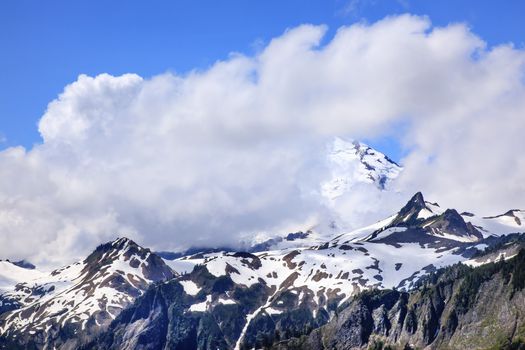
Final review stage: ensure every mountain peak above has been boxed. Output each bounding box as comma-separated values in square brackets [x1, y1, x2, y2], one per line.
[79, 236, 175, 285]
[362, 193, 486, 244]
[88, 236, 139, 257]
[406, 192, 426, 210]
[322, 137, 402, 200]
[0, 237, 175, 343]
[425, 208, 483, 241]
[332, 137, 376, 159]
[393, 192, 428, 225]
[111, 236, 138, 250]
[442, 208, 462, 220]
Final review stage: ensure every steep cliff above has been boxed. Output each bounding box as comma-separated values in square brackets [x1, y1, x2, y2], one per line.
[274, 248, 525, 350]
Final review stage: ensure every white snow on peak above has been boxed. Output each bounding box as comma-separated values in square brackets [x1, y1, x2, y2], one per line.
[417, 207, 436, 220]
[0, 261, 44, 292]
[426, 229, 480, 243]
[462, 209, 525, 236]
[331, 214, 397, 244]
[0, 238, 172, 336]
[321, 137, 402, 201]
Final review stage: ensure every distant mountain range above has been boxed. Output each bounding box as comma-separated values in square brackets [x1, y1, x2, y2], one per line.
[0, 139, 524, 349]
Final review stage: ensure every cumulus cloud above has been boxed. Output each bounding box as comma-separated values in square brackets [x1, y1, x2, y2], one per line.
[1, 15, 525, 267]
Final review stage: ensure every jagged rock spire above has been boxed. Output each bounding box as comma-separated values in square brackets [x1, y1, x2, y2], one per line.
[399, 192, 426, 216]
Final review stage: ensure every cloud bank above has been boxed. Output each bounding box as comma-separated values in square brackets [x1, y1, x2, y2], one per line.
[1, 15, 525, 267]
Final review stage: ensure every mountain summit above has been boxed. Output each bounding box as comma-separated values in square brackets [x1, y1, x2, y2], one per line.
[0, 192, 524, 349]
[0, 237, 174, 349]
[390, 191, 430, 226]
[321, 137, 402, 200]
[82, 193, 525, 350]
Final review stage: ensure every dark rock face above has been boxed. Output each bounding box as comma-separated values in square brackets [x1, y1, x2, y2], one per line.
[425, 209, 483, 241]
[274, 249, 525, 350]
[285, 231, 310, 241]
[0, 295, 20, 315]
[390, 192, 427, 227]
[11, 260, 36, 270]
[83, 263, 333, 350]
[328, 299, 375, 348]
[400, 192, 426, 213]
[83, 270, 259, 350]
[82, 247, 525, 350]
[368, 192, 483, 245]
[94, 281, 193, 350]
[1, 195, 523, 350]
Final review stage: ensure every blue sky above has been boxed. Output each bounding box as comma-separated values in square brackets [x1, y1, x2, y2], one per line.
[1, 1, 525, 264]
[1, 0, 524, 160]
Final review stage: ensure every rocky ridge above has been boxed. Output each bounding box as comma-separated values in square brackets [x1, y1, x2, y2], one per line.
[0, 192, 523, 349]
[0, 238, 174, 349]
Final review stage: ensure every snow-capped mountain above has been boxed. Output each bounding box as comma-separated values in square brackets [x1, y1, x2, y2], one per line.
[321, 137, 402, 201]
[0, 237, 174, 349]
[212, 137, 405, 253]
[0, 192, 524, 349]
[85, 193, 525, 349]
[0, 139, 523, 349]
[340, 192, 484, 243]
[165, 193, 490, 300]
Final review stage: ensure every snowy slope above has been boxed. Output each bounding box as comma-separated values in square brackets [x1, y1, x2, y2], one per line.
[465, 209, 525, 236]
[0, 261, 44, 292]
[167, 238, 467, 303]
[1, 192, 522, 349]
[161, 192, 523, 326]
[321, 137, 402, 200]
[331, 192, 482, 245]
[238, 137, 405, 251]
[162, 192, 520, 306]
[160, 192, 502, 343]
[0, 135, 523, 349]
[0, 237, 174, 346]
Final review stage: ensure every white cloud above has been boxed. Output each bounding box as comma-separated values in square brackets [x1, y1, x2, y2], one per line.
[1, 15, 524, 267]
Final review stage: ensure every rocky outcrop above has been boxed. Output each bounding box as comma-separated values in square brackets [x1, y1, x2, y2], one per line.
[1, 193, 524, 349]
[83, 264, 331, 350]
[274, 248, 525, 350]
[79, 245, 525, 350]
